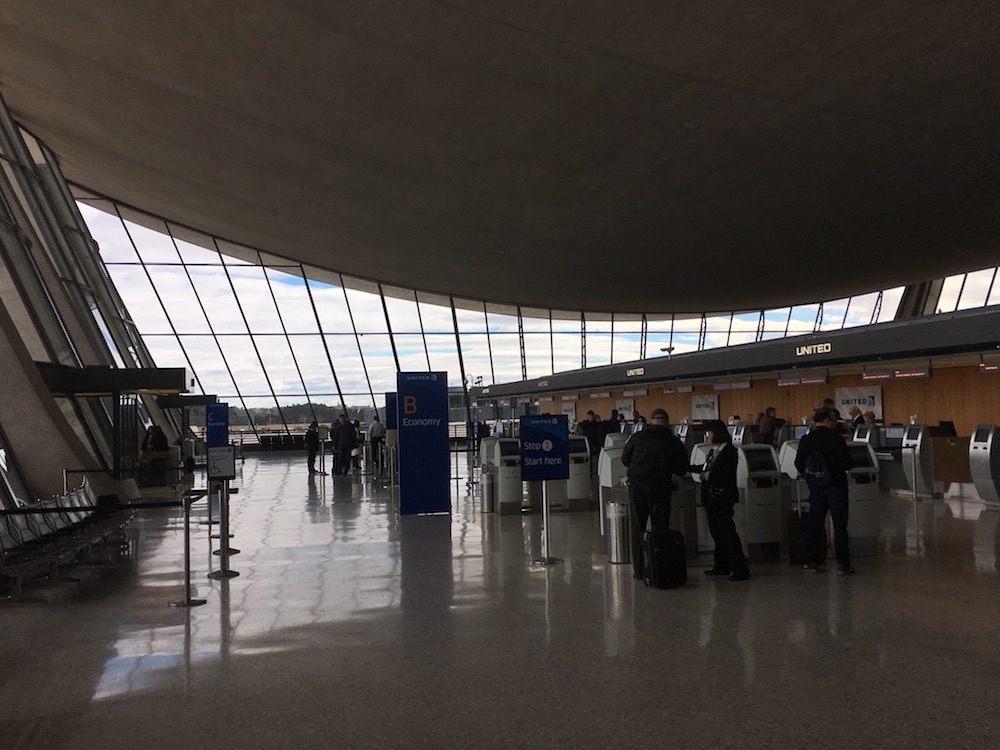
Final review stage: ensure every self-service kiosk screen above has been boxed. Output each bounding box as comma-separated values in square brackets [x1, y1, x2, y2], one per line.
[905, 426, 922, 441]
[569, 437, 588, 454]
[793, 425, 809, 439]
[742, 447, 776, 472]
[848, 445, 874, 468]
[974, 426, 992, 443]
[855, 426, 870, 440]
[883, 426, 905, 441]
[500, 441, 519, 457]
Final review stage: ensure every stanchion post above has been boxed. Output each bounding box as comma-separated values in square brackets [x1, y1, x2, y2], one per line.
[170, 492, 207, 607]
[209, 481, 239, 580]
[533, 482, 563, 566]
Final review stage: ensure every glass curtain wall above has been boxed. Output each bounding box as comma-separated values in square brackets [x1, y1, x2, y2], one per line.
[76, 195, 999, 442]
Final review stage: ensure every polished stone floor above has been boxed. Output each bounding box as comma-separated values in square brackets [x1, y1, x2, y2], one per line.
[2, 453, 1000, 749]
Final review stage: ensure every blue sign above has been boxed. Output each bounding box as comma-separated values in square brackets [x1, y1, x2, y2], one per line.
[206, 403, 229, 447]
[385, 393, 398, 430]
[397, 373, 450, 515]
[520, 415, 569, 481]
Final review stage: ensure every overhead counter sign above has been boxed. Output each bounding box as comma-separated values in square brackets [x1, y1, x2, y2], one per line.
[520, 415, 569, 481]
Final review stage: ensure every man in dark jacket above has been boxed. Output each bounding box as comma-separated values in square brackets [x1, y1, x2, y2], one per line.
[795, 407, 855, 575]
[331, 414, 357, 475]
[621, 408, 689, 581]
[305, 420, 320, 475]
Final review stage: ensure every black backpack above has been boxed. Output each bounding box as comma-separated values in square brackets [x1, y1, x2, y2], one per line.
[802, 449, 832, 492]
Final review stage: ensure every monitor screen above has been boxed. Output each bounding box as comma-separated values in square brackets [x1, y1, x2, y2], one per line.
[855, 426, 870, 440]
[974, 426, 992, 443]
[905, 426, 922, 441]
[848, 445, 874, 468]
[883, 426, 905, 440]
[793, 425, 809, 439]
[500, 441, 519, 457]
[568, 437, 588, 454]
[742, 447, 776, 472]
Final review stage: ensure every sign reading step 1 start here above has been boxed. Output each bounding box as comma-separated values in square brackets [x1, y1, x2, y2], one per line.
[520, 415, 569, 481]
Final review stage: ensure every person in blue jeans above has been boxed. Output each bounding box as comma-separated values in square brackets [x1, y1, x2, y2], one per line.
[795, 408, 856, 575]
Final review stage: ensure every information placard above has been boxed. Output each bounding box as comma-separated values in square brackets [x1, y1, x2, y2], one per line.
[206, 402, 229, 447]
[397, 373, 450, 515]
[207, 445, 236, 480]
[520, 415, 570, 481]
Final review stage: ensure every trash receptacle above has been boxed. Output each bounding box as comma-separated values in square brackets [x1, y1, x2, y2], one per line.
[482, 472, 496, 513]
[606, 499, 630, 564]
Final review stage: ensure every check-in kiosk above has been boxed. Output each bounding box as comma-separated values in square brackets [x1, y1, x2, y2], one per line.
[736, 444, 783, 561]
[846, 442, 881, 556]
[732, 423, 760, 446]
[901, 425, 939, 499]
[604, 432, 627, 450]
[852, 424, 881, 448]
[775, 423, 810, 449]
[567, 436, 592, 509]
[970, 425, 1000, 506]
[494, 438, 523, 514]
[598, 444, 628, 535]
[479, 436, 499, 513]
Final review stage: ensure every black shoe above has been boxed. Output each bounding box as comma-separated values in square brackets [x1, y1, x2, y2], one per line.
[729, 572, 751, 581]
[837, 565, 856, 576]
[803, 564, 822, 573]
[704, 568, 730, 576]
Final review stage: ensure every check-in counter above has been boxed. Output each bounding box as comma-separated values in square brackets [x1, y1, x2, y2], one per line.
[846, 442, 881, 556]
[480, 436, 499, 513]
[598, 445, 627, 535]
[494, 438, 523, 514]
[567, 436, 592, 510]
[736, 445, 783, 562]
[970, 425, 1000, 506]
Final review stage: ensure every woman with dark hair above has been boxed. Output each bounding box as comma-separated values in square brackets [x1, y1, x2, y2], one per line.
[692, 420, 750, 581]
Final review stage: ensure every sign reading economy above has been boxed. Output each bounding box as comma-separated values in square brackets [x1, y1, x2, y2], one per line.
[206, 403, 229, 447]
[520, 415, 570, 481]
[396, 372, 450, 515]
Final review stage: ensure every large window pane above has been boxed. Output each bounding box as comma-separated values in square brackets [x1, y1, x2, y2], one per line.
[424, 334, 463, 386]
[345, 287, 388, 334]
[324, 334, 368, 395]
[393, 333, 430, 372]
[524, 331, 552, 380]
[288, 335, 339, 396]
[187, 266, 248, 334]
[957, 268, 995, 310]
[146, 265, 212, 333]
[216, 335, 271, 397]
[178, 335, 236, 396]
[357, 334, 395, 391]
[268, 266, 320, 334]
[552, 331, 582, 373]
[106, 266, 172, 334]
[229, 266, 284, 333]
[254, 334, 305, 396]
[121, 218, 180, 264]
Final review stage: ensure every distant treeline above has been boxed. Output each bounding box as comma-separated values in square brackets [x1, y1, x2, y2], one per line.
[186, 403, 373, 427]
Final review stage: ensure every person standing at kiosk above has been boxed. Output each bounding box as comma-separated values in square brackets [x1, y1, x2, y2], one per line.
[795, 408, 855, 575]
[692, 420, 751, 581]
[621, 408, 688, 581]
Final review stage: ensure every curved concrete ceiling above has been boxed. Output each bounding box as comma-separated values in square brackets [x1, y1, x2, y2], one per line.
[2, 2, 999, 314]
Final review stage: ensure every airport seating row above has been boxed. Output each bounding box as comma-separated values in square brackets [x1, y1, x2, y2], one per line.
[0, 480, 133, 601]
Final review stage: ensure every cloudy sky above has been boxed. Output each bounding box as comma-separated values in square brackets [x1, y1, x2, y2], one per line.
[79, 202, 997, 414]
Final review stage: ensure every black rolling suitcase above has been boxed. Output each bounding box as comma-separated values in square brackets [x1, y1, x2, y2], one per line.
[643, 529, 687, 589]
[788, 481, 827, 565]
